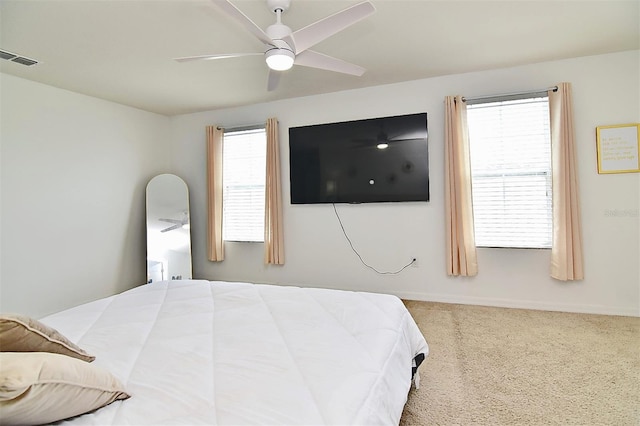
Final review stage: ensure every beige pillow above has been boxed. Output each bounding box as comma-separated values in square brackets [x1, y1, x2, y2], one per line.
[0, 314, 95, 362]
[0, 352, 130, 425]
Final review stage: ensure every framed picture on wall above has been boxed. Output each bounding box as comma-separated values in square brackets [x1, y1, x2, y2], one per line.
[596, 123, 640, 174]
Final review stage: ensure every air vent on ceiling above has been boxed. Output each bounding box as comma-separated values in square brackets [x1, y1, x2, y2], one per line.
[0, 50, 17, 61]
[0, 49, 39, 66]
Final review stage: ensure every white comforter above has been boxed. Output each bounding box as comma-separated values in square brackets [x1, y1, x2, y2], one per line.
[41, 280, 428, 425]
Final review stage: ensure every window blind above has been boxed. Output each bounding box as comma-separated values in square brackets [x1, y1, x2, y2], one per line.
[222, 128, 266, 242]
[467, 96, 552, 249]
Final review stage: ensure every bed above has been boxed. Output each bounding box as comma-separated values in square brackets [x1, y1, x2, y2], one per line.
[1, 279, 428, 425]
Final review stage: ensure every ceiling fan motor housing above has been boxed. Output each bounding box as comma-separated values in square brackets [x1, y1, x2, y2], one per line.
[265, 21, 295, 70]
[266, 23, 293, 45]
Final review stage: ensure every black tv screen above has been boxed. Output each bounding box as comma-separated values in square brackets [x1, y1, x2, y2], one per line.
[289, 113, 429, 204]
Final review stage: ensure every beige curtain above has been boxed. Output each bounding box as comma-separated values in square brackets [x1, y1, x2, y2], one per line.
[444, 96, 478, 276]
[549, 83, 584, 280]
[206, 125, 224, 261]
[264, 118, 284, 265]
[445, 96, 478, 276]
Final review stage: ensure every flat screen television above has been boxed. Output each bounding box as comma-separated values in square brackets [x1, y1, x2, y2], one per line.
[288, 112, 429, 204]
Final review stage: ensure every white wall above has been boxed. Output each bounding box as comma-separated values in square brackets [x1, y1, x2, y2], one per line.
[2, 51, 637, 319]
[170, 50, 640, 316]
[0, 74, 171, 317]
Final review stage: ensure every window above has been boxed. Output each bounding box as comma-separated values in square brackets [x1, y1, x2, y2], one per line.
[467, 96, 552, 249]
[222, 128, 266, 242]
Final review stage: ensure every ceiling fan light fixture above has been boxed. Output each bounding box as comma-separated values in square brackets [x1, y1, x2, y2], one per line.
[377, 143, 389, 150]
[265, 48, 295, 71]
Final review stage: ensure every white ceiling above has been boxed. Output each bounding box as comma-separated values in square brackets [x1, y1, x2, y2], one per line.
[1, 0, 638, 116]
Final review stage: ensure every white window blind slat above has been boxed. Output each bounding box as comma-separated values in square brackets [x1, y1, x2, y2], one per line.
[222, 128, 266, 242]
[467, 97, 552, 249]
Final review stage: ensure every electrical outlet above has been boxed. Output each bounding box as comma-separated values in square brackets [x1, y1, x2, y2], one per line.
[410, 257, 418, 267]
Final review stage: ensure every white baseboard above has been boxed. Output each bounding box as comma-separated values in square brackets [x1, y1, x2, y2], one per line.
[394, 291, 640, 317]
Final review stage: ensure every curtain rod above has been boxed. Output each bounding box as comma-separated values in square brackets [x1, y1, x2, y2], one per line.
[462, 86, 558, 104]
[216, 123, 265, 132]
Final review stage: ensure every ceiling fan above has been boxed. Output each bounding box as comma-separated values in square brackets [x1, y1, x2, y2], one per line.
[158, 212, 190, 233]
[353, 123, 424, 150]
[175, 0, 376, 91]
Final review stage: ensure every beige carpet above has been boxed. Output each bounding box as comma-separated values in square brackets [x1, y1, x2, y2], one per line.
[399, 301, 640, 425]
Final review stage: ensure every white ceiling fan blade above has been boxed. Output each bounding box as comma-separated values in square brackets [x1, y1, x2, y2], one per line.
[294, 50, 366, 76]
[211, 0, 274, 47]
[159, 218, 182, 224]
[288, 1, 375, 54]
[160, 224, 182, 233]
[267, 70, 281, 92]
[174, 53, 262, 63]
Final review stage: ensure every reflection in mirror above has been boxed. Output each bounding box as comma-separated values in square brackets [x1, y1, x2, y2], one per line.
[146, 174, 192, 283]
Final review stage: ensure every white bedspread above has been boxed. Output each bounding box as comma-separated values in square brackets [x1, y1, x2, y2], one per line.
[41, 280, 428, 425]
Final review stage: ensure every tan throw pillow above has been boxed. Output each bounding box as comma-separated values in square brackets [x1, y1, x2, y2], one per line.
[0, 352, 130, 425]
[0, 314, 95, 362]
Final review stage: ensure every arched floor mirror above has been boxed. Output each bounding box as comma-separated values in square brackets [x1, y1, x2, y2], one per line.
[146, 174, 192, 283]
